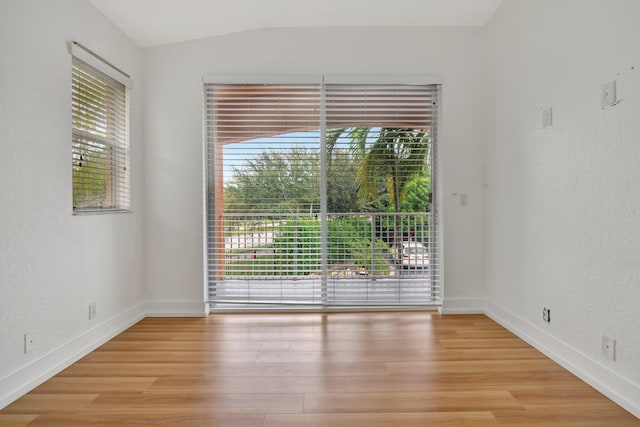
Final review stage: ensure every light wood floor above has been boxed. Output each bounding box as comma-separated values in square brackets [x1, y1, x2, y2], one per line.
[1, 312, 638, 426]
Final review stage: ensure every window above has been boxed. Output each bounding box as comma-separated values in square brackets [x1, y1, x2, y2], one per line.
[205, 77, 440, 309]
[71, 43, 131, 213]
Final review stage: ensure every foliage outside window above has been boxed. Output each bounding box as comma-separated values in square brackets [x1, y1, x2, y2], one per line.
[72, 56, 130, 213]
[224, 127, 432, 271]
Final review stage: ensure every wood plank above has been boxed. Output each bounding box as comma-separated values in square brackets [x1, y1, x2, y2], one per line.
[85, 392, 303, 414]
[0, 415, 37, 427]
[455, 329, 517, 338]
[437, 338, 532, 349]
[98, 339, 290, 352]
[1, 394, 98, 413]
[420, 347, 546, 361]
[386, 359, 565, 375]
[508, 388, 636, 412]
[111, 331, 318, 341]
[217, 361, 389, 377]
[23, 413, 264, 427]
[264, 412, 500, 427]
[127, 321, 346, 333]
[32, 377, 156, 394]
[493, 407, 640, 426]
[345, 372, 588, 393]
[58, 362, 215, 377]
[288, 337, 448, 351]
[255, 349, 427, 363]
[303, 391, 523, 413]
[148, 375, 346, 394]
[80, 350, 259, 363]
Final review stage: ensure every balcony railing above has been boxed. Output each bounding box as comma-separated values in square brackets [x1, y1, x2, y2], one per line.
[207, 212, 439, 306]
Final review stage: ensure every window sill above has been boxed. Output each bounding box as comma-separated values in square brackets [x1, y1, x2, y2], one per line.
[73, 208, 133, 216]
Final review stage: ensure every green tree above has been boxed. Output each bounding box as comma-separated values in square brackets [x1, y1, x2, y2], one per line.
[225, 146, 367, 214]
[326, 148, 360, 213]
[225, 148, 320, 214]
[397, 174, 431, 213]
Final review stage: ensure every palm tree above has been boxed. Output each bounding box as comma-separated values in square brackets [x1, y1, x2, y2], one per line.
[327, 127, 431, 257]
[327, 127, 430, 210]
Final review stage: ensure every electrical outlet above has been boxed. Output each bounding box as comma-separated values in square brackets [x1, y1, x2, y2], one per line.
[602, 335, 616, 360]
[542, 308, 551, 323]
[24, 334, 35, 354]
[89, 302, 97, 320]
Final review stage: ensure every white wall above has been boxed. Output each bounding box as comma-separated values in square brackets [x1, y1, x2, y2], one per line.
[485, 0, 640, 412]
[0, 0, 145, 406]
[142, 26, 488, 313]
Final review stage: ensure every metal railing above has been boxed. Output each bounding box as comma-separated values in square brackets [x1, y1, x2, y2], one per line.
[214, 212, 435, 278]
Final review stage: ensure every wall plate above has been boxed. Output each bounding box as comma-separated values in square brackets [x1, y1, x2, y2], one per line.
[602, 335, 616, 360]
[601, 80, 617, 108]
[24, 334, 35, 354]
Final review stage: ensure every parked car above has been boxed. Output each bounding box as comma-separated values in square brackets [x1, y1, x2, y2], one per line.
[399, 241, 429, 269]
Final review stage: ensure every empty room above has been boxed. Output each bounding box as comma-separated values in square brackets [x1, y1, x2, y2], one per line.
[1, 0, 639, 425]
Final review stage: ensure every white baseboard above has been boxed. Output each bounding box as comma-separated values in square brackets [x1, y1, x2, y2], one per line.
[0, 303, 145, 410]
[144, 300, 208, 317]
[439, 297, 485, 314]
[485, 299, 640, 419]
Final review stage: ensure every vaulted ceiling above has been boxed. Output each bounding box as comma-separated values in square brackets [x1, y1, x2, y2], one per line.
[90, 0, 503, 47]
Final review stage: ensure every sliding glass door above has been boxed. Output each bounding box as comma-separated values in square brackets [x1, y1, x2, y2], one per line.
[205, 79, 440, 309]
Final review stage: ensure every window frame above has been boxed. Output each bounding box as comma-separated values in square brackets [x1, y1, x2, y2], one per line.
[70, 42, 132, 215]
[203, 75, 443, 309]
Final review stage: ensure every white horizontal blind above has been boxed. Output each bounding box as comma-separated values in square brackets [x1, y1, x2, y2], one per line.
[206, 84, 323, 304]
[72, 56, 130, 213]
[205, 81, 440, 308]
[324, 84, 440, 305]
[326, 84, 438, 129]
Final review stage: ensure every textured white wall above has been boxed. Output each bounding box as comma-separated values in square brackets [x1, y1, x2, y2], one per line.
[142, 27, 488, 309]
[0, 0, 145, 386]
[485, 0, 640, 387]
